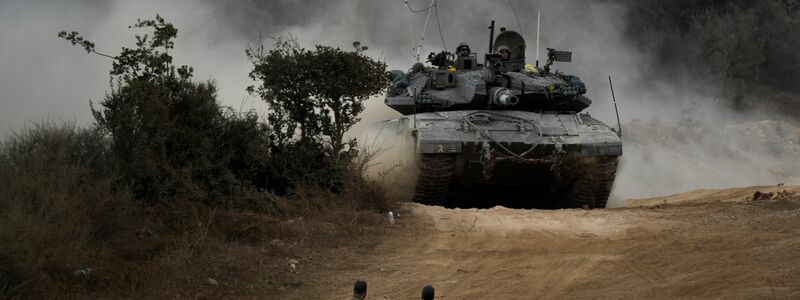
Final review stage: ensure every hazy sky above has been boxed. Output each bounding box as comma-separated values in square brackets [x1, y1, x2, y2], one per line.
[0, 0, 656, 138]
[5, 0, 793, 200]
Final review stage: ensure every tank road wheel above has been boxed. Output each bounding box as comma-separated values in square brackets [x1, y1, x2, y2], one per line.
[413, 154, 456, 205]
[568, 157, 619, 209]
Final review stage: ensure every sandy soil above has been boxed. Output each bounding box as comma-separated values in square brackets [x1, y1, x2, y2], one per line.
[299, 185, 800, 299]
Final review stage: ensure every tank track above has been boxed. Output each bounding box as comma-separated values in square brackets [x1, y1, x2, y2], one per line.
[413, 154, 456, 205]
[571, 157, 619, 208]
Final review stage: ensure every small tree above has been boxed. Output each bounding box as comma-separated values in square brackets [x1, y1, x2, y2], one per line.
[59, 16, 271, 205]
[61, 16, 199, 200]
[247, 38, 388, 154]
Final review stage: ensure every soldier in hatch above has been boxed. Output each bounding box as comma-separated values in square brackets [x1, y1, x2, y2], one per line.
[456, 42, 471, 58]
[498, 45, 511, 61]
[455, 42, 476, 70]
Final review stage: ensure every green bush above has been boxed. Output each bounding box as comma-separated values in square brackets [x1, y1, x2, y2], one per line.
[62, 17, 281, 207]
[209, 109, 273, 207]
[246, 37, 388, 193]
[58, 16, 391, 205]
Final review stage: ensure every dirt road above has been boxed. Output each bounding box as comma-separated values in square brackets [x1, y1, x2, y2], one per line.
[305, 185, 800, 299]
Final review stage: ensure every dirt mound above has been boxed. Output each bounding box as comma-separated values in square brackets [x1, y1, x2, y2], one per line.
[748, 190, 800, 211]
[302, 185, 800, 299]
[628, 185, 800, 207]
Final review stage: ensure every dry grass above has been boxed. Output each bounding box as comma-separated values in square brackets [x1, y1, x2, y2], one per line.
[0, 122, 403, 299]
[69, 190, 392, 299]
[0, 123, 138, 298]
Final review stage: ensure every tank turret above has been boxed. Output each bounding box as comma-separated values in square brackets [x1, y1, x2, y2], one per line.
[387, 29, 590, 116]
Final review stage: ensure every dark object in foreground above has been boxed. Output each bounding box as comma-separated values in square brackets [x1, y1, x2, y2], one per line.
[383, 23, 622, 209]
[421, 285, 435, 300]
[352, 280, 367, 300]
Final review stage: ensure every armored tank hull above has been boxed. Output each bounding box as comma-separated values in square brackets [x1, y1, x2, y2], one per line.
[384, 26, 622, 208]
[388, 110, 620, 208]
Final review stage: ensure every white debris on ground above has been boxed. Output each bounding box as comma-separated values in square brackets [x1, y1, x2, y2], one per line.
[207, 278, 219, 286]
[288, 258, 299, 271]
[73, 267, 92, 277]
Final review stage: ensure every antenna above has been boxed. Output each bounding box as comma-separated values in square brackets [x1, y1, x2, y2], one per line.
[507, 0, 523, 36]
[412, 86, 418, 130]
[413, 0, 436, 62]
[405, 2, 416, 63]
[608, 75, 623, 138]
[535, 11, 540, 67]
[488, 20, 495, 53]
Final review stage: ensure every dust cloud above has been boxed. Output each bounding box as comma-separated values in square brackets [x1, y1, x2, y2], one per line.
[355, 119, 419, 201]
[1, 0, 797, 203]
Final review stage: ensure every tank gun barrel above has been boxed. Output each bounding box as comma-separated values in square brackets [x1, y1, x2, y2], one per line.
[489, 87, 519, 106]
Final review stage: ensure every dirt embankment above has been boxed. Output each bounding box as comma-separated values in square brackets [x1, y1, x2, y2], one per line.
[299, 185, 800, 299]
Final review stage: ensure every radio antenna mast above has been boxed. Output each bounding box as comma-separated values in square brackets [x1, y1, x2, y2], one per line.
[413, 0, 436, 62]
[405, 2, 416, 63]
[608, 75, 623, 138]
[536, 11, 541, 67]
[507, 0, 524, 36]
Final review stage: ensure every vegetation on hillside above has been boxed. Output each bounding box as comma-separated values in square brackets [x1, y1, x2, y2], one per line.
[1, 16, 391, 298]
[622, 0, 800, 111]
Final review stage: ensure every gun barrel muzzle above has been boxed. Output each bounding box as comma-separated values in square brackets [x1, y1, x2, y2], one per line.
[490, 87, 519, 106]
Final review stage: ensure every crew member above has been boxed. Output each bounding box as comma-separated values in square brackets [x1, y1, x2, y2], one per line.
[455, 42, 476, 70]
[498, 45, 512, 61]
[456, 42, 471, 58]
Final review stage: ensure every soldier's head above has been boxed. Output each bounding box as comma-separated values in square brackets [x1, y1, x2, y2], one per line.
[498, 45, 511, 60]
[412, 62, 425, 73]
[353, 280, 367, 299]
[456, 42, 471, 58]
[421, 285, 435, 300]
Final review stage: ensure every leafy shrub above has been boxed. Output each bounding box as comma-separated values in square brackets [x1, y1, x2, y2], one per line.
[62, 17, 281, 207]
[246, 37, 388, 192]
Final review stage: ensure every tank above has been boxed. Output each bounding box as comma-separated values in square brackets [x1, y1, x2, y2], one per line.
[383, 25, 622, 208]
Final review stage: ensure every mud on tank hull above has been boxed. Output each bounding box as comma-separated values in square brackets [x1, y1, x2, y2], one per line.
[395, 110, 622, 208]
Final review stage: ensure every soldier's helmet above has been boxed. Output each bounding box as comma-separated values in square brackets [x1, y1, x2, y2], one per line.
[497, 45, 511, 60]
[497, 45, 511, 54]
[456, 42, 471, 56]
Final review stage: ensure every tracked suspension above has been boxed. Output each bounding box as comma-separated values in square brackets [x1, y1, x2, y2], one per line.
[413, 154, 456, 205]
